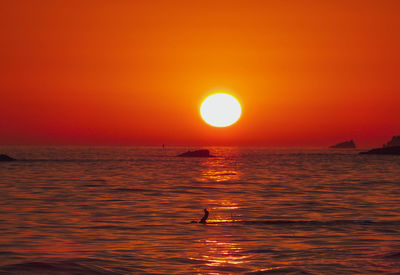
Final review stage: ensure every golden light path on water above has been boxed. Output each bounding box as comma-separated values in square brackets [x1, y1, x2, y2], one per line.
[188, 150, 317, 273]
[189, 152, 250, 272]
[189, 239, 249, 268]
[198, 156, 241, 223]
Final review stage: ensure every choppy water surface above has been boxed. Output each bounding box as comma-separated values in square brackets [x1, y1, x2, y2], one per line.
[1, 146, 400, 274]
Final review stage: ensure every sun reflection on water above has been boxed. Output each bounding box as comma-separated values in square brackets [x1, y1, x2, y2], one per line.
[190, 150, 251, 273]
[205, 200, 241, 223]
[201, 169, 239, 182]
[198, 157, 241, 183]
[189, 238, 250, 272]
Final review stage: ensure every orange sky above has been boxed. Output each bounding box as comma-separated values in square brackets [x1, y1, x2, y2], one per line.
[1, 0, 399, 147]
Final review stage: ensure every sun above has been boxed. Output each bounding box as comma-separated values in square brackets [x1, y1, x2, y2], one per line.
[200, 93, 242, 127]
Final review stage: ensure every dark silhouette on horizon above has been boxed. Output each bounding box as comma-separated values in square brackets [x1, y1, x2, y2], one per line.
[199, 208, 209, 224]
[383, 136, 400, 148]
[0, 154, 15, 161]
[330, 140, 356, 148]
[177, 149, 215, 157]
[360, 135, 400, 155]
[360, 146, 400, 155]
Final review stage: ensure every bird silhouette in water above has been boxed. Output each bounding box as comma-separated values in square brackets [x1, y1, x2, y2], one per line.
[199, 208, 209, 224]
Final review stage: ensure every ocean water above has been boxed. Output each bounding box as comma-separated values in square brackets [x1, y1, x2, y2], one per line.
[1, 146, 400, 274]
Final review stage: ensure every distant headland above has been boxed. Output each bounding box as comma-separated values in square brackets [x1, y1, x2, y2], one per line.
[360, 136, 400, 155]
[0, 154, 16, 161]
[382, 136, 400, 148]
[330, 140, 356, 149]
[360, 146, 400, 155]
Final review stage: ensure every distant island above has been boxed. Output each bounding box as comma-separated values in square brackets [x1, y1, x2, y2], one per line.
[360, 146, 400, 155]
[383, 136, 400, 148]
[360, 136, 400, 155]
[330, 140, 356, 149]
[177, 149, 215, 157]
[0, 154, 16, 161]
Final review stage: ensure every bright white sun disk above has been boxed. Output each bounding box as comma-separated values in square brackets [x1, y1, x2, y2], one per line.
[200, 93, 241, 127]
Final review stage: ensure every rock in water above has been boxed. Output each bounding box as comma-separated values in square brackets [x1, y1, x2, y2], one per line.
[329, 140, 356, 148]
[360, 136, 400, 155]
[177, 149, 215, 157]
[0, 154, 16, 161]
[383, 136, 400, 148]
[360, 146, 400, 155]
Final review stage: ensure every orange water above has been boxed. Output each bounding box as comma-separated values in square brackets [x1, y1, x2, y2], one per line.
[1, 147, 400, 274]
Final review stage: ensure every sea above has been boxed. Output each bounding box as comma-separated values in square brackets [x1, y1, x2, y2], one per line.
[0, 146, 400, 274]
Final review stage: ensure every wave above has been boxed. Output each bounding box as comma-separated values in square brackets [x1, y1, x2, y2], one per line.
[199, 219, 400, 227]
[0, 259, 130, 275]
[245, 266, 313, 274]
[12, 159, 150, 162]
[383, 251, 400, 259]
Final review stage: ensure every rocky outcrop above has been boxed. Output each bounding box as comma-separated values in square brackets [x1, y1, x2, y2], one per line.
[177, 149, 215, 157]
[360, 146, 400, 155]
[360, 136, 400, 155]
[0, 154, 16, 161]
[383, 136, 400, 148]
[330, 140, 356, 148]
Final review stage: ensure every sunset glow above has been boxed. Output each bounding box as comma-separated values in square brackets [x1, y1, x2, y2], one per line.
[0, 1, 399, 146]
[2, 2, 400, 274]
